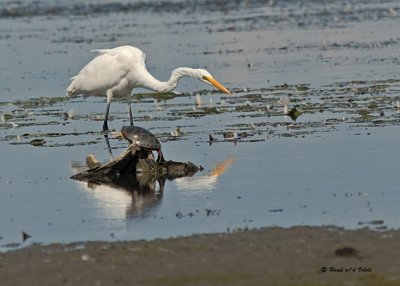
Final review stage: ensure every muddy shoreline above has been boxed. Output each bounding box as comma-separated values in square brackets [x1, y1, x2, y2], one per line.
[1, 226, 399, 286]
[1, 0, 400, 284]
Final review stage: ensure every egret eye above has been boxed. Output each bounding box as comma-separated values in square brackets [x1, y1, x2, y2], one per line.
[202, 76, 208, 81]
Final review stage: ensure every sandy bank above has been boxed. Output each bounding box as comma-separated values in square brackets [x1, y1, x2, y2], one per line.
[1, 226, 399, 286]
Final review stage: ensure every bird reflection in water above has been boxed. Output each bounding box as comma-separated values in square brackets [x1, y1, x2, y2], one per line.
[71, 155, 233, 219]
[71, 161, 165, 219]
[175, 156, 234, 191]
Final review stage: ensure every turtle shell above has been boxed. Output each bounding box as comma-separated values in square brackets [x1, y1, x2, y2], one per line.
[121, 126, 161, 150]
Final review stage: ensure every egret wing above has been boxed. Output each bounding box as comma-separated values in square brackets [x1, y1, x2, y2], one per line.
[72, 53, 129, 95]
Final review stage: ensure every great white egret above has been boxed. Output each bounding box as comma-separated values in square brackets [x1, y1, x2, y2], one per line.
[66, 45, 231, 130]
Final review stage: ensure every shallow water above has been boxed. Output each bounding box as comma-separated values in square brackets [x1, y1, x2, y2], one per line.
[1, 0, 400, 250]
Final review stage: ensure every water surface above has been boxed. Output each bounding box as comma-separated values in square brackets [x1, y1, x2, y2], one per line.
[1, 0, 400, 250]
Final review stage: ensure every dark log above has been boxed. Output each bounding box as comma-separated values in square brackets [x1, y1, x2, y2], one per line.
[70, 145, 202, 182]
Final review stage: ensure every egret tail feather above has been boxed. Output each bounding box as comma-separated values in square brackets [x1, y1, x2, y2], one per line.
[91, 49, 111, 54]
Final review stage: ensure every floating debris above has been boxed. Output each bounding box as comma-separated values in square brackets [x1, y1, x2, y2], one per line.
[170, 127, 182, 138]
[237, 132, 248, 139]
[205, 209, 220, 216]
[29, 138, 45, 146]
[195, 94, 202, 107]
[10, 122, 19, 128]
[208, 134, 216, 146]
[370, 220, 385, 225]
[358, 219, 385, 226]
[22, 231, 31, 242]
[278, 96, 290, 115]
[358, 109, 374, 120]
[268, 209, 284, 213]
[223, 131, 237, 140]
[287, 107, 302, 121]
[358, 192, 368, 196]
[86, 153, 101, 169]
[63, 109, 75, 120]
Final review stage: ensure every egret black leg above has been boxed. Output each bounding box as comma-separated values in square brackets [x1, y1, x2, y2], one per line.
[103, 100, 111, 131]
[104, 133, 113, 160]
[104, 90, 113, 131]
[103, 121, 109, 131]
[128, 102, 133, 126]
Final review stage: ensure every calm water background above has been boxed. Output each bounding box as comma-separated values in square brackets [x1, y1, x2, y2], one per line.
[1, 0, 400, 249]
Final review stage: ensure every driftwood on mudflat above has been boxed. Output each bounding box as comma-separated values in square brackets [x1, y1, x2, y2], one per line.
[70, 145, 202, 182]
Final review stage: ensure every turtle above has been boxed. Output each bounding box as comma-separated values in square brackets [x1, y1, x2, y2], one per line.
[121, 125, 165, 162]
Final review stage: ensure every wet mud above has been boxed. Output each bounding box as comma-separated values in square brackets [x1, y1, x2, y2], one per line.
[1, 226, 400, 286]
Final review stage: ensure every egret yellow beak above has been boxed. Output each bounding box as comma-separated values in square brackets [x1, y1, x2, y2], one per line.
[205, 76, 231, 95]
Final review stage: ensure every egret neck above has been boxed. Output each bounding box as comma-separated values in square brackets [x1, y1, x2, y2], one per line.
[136, 67, 208, 93]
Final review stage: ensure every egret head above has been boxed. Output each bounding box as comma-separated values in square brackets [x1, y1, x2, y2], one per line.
[195, 69, 231, 95]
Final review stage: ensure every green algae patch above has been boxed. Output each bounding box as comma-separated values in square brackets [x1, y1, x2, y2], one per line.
[135, 92, 184, 101]
[14, 97, 67, 109]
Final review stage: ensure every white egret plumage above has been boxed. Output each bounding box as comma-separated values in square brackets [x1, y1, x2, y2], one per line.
[67, 45, 231, 130]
